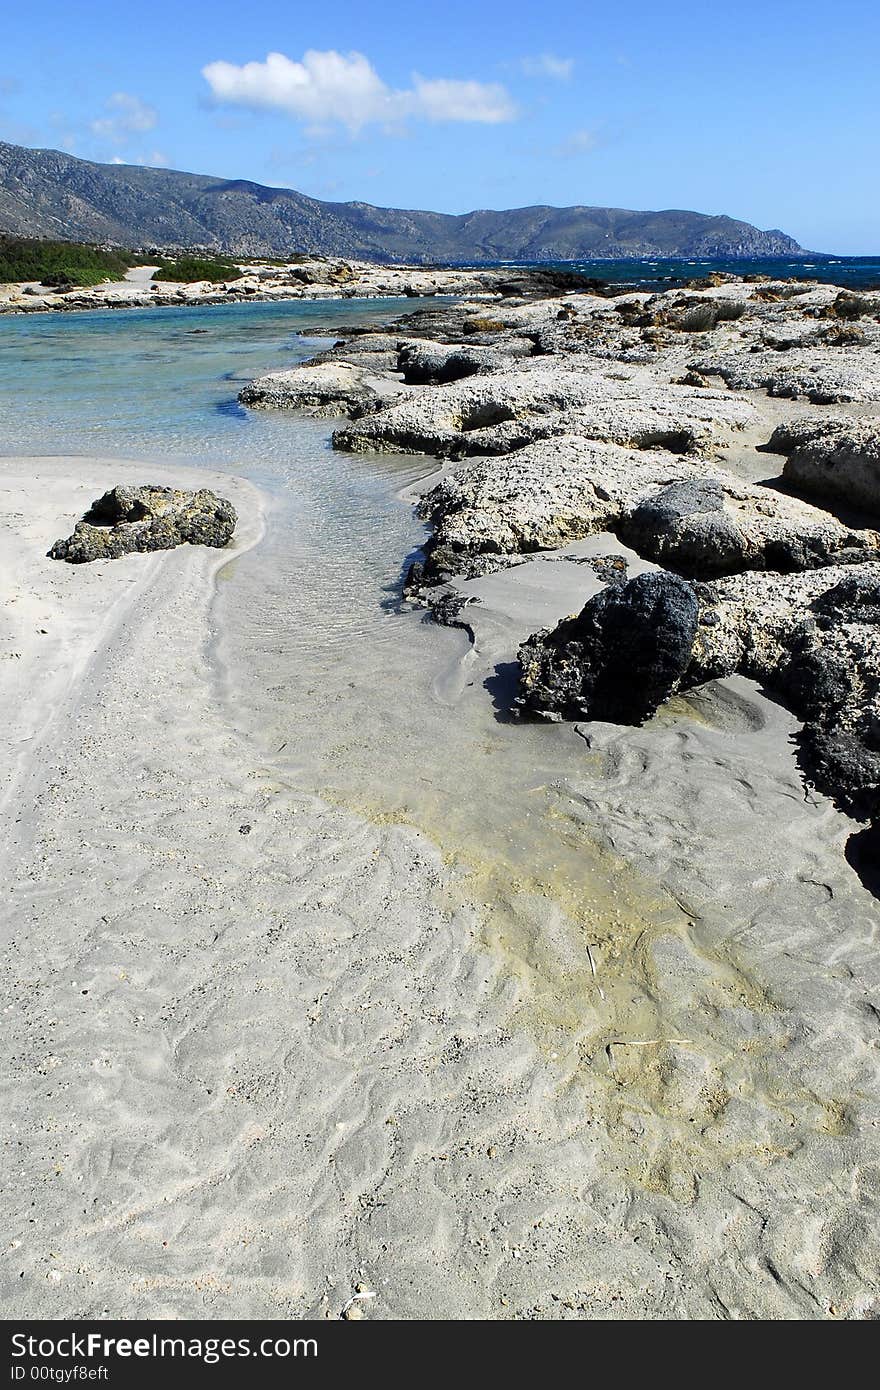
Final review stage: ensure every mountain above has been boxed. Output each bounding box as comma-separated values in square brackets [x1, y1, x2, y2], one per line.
[0, 140, 805, 264]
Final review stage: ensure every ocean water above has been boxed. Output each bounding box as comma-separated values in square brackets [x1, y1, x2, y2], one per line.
[489, 254, 880, 293]
[0, 297, 412, 458]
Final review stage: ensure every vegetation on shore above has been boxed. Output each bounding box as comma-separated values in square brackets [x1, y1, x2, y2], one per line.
[153, 255, 242, 284]
[0, 236, 247, 289]
[0, 235, 142, 286]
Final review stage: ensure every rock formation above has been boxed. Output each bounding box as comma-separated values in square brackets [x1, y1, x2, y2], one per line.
[414, 435, 879, 581]
[333, 365, 757, 459]
[239, 361, 397, 419]
[517, 564, 880, 824]
[765, 416, 880, 514]
[49, 485, 236, 562]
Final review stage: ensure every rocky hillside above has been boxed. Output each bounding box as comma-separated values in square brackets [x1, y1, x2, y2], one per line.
[0, 140, 804, 264]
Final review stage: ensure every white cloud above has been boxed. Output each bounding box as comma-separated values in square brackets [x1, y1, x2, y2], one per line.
[520, 54, 574, 81]
[91, 92, 158, 143]
[109, 149, 169, 167]
[411, 74, 514, 124]
[201, 49, 516, 131]
[553, 127, 600, 157]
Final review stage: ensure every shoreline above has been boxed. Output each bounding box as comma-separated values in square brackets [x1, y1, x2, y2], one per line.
[0, 259, 589, 319]
[3, 252, 876, 321]
[3, 270, 880, 1317]
[240, 273, 880, 827]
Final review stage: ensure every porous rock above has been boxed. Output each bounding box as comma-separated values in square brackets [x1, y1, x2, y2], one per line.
[687, 347, 880, 404]
[518, 562, 880, 823]
[49, 485, 236, 563]
[620, 474, 878, 576]
[333, 366, 756, 459]
[517, 572, 700, 723]
[764, 416, 880, 516]
[239, 361, 395, 418]
[417, 436, 879, 581]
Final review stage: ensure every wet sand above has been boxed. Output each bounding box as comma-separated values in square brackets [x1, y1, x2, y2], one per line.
[2, 455, 879, 1319]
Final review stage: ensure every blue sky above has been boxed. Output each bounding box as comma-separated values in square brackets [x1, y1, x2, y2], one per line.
[0, 0, 877, 252]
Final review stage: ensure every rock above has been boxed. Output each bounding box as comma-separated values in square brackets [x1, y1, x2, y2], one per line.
[819, 291, 880, 321]
[517, 573, 700, 723]
[615, 294, 746, 332]
[49, 485, 236, 563]
[582, 553, 629, 584]
[689, 565, 880, 822]
[416, 437, 699, 579]
[239, 361, 397, 418]
[517, 561, 880, 823]
[319, 332, 420, 374]
[620, 474, 878, 576]
[687, 347, 880, 403]
[424, 589, 480, 634]
[462, 317, 508, 334]
[333, 366, 756, 459]
[764, 416, 880, 516]
[398, 342, 517, 385]
[415, 435, 879, 581]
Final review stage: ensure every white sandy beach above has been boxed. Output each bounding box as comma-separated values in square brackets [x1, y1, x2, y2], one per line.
[1, 454, 878, 1319]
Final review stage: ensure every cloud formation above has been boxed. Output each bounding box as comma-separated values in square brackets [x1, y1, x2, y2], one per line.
[552, 127, 600, 157]
[91, 92, 158, 142]
[110, 150, 169, 167]
[519, 54, 575, 80]
[201, 50, 516, 131]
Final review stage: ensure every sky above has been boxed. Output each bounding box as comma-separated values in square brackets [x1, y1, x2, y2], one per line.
[0, 0, 877, 253]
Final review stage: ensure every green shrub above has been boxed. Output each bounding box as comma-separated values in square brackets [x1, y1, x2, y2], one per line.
[153, 256, 242, 284]
[0, 235, 140, 285]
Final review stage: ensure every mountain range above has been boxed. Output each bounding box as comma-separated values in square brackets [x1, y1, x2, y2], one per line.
[0, 140, 805, 264]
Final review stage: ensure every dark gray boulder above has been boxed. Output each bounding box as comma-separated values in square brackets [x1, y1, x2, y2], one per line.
[621, 478, 745, 575]
[518, 562, 880, 824]
[49, 485, 236, 563]
[516, 572, 700, 723]
[620, 476, 876, 576]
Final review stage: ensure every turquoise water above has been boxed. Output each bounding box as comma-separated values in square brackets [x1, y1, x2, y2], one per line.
[0, 293, 439, 701]
[0, 297, 411, 460]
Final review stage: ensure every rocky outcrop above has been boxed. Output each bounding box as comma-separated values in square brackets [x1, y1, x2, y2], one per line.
[764, 416, 880, 515]
[49, 485, 236, 562]
[333, 367, 757, 459]
[416, 438, 698, 579]
[518, 572, 700, 723]
[517, 563, 880, 823]
[398, 341, 529, 385]
[619, 474, 877, 576]
[415, 435, 880, 581]
[238, 361, 399, 418]
[614, 293, 747, 333]
[688, 347, 880, 403]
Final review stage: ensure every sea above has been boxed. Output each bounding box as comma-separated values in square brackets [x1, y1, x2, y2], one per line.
[480, 254, 880, 293]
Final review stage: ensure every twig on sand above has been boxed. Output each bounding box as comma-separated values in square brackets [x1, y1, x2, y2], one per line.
[340, 1289, 377, 1318]
[586, 943, 605, 1000]
[605, 1037, 694, 1073]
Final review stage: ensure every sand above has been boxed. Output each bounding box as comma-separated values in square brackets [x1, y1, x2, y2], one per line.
[1, 456, 879, 1320]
